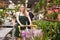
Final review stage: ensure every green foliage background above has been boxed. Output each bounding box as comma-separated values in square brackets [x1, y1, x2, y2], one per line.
[33, 20, 60, 40]
[34, 0, 60, 12]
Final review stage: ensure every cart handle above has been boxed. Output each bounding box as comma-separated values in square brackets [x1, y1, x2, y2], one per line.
[21, 25, 37, 27]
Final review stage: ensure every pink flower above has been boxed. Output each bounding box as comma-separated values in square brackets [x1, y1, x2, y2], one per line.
[33, 29, 42, 37]
[21, 30, 33, 38]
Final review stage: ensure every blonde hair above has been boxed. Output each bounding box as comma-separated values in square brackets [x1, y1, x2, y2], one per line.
[19, 4, 27, 16]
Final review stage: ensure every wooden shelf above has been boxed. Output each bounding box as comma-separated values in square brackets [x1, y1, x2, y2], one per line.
[43, 18, 60, 22]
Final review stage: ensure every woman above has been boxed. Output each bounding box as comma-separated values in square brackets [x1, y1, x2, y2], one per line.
[14, 4, 32, 40]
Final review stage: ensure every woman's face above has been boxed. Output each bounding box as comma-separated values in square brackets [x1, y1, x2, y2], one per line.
[20, 6, 25, 12]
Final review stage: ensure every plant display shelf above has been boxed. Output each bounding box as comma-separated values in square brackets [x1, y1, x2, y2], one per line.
[44, 18, 60, 22]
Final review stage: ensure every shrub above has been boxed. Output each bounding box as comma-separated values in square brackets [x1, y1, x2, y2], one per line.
[33, 20, 60, 40]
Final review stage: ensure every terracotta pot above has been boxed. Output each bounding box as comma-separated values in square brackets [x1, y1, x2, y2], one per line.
[58, 14, 60, 21]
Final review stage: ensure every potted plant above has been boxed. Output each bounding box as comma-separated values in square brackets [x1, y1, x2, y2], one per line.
[33, 20, 60, 40]
[0, 18, 4, 29]
[0, 18, 4, 25]
[46, 12, 58, 20]
[0, 9, 4, 25]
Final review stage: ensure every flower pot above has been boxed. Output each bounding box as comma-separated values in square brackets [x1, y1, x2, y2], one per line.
[58, 14, 60, 21]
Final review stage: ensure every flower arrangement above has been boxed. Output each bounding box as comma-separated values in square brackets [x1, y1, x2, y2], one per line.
[20, 28, 43, 40]
[21, 30, 33, 40]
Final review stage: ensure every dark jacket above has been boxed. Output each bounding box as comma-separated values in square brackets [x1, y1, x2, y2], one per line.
[29, 12, 34, 20]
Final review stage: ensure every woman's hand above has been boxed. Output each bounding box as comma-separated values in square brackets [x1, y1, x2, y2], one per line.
[30, 23, 32, 26]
